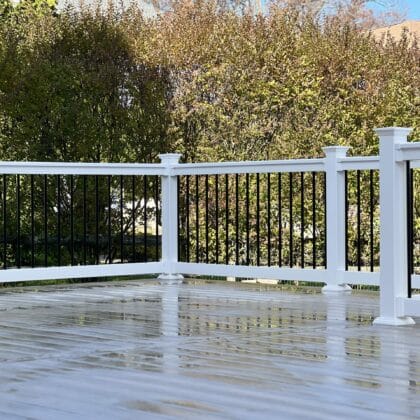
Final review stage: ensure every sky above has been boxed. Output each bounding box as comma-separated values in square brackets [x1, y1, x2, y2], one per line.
[53, 0, 420, 19]
[367, 0, 420, 20]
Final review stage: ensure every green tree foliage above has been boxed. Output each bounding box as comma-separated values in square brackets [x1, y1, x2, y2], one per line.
[0, 0, 418, 163]
[141, 1, 419, 161]
[0, 4, 171, 162]
[1, 0, 56, 20]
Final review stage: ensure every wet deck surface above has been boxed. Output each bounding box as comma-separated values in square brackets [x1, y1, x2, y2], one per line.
[0, 279, 419, 419]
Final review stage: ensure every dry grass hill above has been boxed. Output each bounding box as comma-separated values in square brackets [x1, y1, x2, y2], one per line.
[371, 20, 420, 43]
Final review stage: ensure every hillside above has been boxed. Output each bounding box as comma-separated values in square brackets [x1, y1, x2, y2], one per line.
[371, 20, 420, 42]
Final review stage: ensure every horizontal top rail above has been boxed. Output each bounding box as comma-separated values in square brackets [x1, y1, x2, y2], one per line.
[0, 154, 387, 175]
[338, 156, 379, 171]
[172, 158, 325, 176]
[0, 161, 165, 176]
[396, 142, 420, 163]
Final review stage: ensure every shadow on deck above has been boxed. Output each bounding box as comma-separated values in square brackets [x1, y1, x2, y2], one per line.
[0, 280, 419, 419]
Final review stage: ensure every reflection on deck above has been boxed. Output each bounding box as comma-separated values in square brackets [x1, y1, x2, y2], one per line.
[0, 280, 419, 419]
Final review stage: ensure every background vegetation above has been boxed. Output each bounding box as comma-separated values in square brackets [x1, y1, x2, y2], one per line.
[0, 0, 418, 164]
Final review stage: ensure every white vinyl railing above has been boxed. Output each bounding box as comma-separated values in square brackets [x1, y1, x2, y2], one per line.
[0, 127, 418, 326]
[374, 128, 420, 325]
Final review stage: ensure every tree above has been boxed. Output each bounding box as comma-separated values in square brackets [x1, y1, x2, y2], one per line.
[272, 0, 404, 28]
[0, 0, 56, 18]
[0, 5, 171, 162]
[0, 0, 418, 164]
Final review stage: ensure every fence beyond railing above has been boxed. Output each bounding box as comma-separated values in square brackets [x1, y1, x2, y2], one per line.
[0, 128, 419, 326]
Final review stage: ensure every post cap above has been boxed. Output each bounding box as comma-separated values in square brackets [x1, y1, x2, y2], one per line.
[158, 153, 182, 165]
[374, 127, 413, 138]
[322, 146, 350, 158]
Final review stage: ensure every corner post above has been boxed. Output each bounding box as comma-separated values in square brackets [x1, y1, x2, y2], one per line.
[322, 146, 352, 293]
[373, 127, 414, 326]
[158, 153, 183, 282]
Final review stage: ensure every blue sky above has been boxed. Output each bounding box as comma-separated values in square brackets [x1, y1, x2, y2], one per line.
[367, 1, 420, 20]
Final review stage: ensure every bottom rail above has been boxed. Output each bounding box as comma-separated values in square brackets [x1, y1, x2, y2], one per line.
[0, 262, 163, 283]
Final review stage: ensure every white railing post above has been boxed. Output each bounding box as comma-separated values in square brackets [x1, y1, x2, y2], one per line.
[322, 146, 352, 293]
[158, 153, 183, 281]
[373, 127, 414, 326]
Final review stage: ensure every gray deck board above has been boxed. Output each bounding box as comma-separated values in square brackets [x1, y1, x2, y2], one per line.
[0, 280, 419, 419]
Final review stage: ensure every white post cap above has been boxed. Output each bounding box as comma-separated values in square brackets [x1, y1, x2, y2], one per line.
[322, 146, 350, 158]
[158, 153, 182, 165]
[374, 127, 412, 142]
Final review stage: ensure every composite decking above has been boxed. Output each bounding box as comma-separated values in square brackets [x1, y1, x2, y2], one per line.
[0, 280, 419, 419]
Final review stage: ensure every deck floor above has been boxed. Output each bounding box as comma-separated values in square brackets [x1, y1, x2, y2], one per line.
[0, 279, 419, 419]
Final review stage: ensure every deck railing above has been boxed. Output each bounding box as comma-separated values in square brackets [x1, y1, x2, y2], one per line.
[0, 127, 419, 325]
[169, 147, 383, 291]
[0, 162, 164, 282]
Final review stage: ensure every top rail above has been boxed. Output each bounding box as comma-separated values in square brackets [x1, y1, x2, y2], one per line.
[396, 142, 420, 163]
[172, 158, 325, 175]
[0, 155, 382, 176]
[338, 156, 379, 171]
[0, 161, 165, 176]
[0, 155, 386, 176]
[0, 158, 326, 176]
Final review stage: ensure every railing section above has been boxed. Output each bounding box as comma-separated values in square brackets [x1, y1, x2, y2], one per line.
[0, 151, 382, 288]
[0, 162, 164, 282]
[1, 127, 420, 327]
[177, 171, 326, 270]
[172, 159, 333, 283]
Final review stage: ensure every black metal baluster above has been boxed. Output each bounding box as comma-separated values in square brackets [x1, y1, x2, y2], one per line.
[312, 172, 316, 269]
[357, 170, 361, 271]
[186, 176, 190, 262]
[70, 175, 74, 266]
[235, 173, 239, 265]
[144, 175, 147, 262]
[278, 173, 282, 267]
[44, 175, 48, 267]
[195, 175, 199, 263]
[345, 171, 349, 271]
[369, 170, 374, 272]
[225, 174, 229, 265]
[120, 175, 124, 263]
[155, 177, 159, 261]
[256, 173, 260, 266]
[95, 175, 99, 265]
[323, 172, 327, 268]
[267, 173, 271, 267]
[407, 162, 413, 298]
[289, 172, 293, 268]
[2, 175, 6, 269]
[31, 175, 35, 267]
[83, 175, 87, 265]
[108, 175, 112, 264]
[177, 176, 181, 261]
[57, 175, 61, 266]
[300, 172, 304, 268]
[205, 175, 209, 263]
[132, 176, 136, 262]
[215, 175, 219, 264]
[246, 173, 250, 265]
[16, 175, 20, 268]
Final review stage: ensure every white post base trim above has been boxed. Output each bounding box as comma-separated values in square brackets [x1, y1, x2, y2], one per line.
[158, 273, 184, 283]
[373, 316, 415, 326]
[322, 284, 352, 293]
